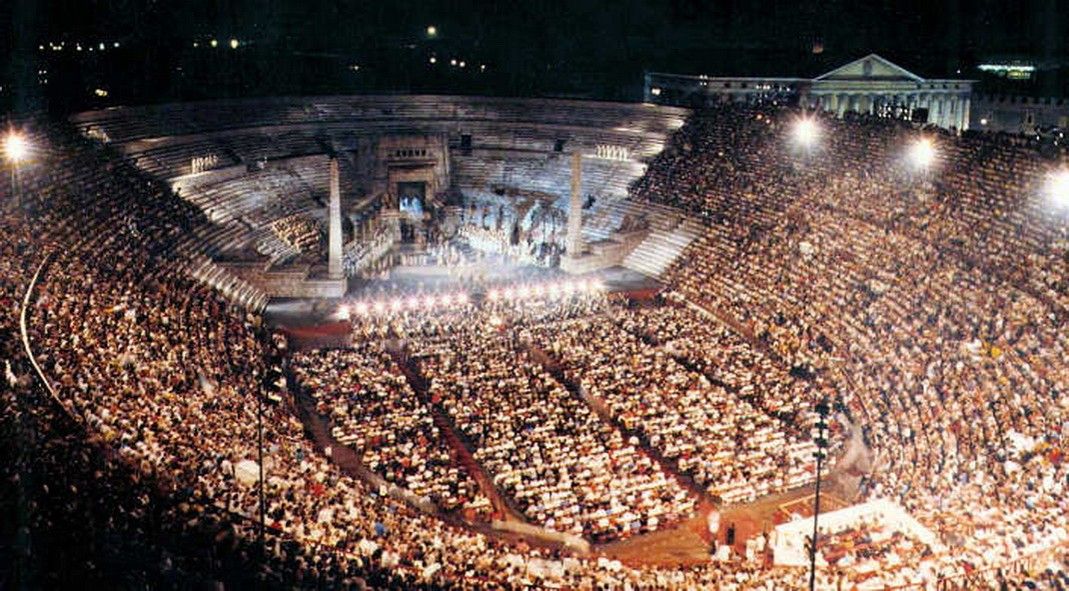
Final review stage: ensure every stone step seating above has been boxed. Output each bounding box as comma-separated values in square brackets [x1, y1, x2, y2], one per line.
[581, 198, 688, 243]
[128, 136, 239, 178]
[73, 96, 689, 145]
[452, 151, 644, 208]
[192, 221, 258, 258]
[178, 164, 324, 225]
[622, 217, 704, 279]
[343, 230, 396, 275]
[123, 131, 333, 180]
[188, 254, 270, 312]
[20, 131, 270, 314]
[252, 228, 302, 267]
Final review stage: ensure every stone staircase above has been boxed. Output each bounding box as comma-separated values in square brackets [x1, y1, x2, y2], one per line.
[621, 218, 703, 279]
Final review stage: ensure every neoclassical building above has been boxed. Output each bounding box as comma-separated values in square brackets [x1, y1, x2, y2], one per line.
[645, 54, 975, 132]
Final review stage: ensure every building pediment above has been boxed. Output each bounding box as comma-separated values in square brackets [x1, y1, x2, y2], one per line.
[815, 54, 924, 82]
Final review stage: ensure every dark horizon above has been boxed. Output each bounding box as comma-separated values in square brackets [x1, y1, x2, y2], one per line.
[3, 0, 1068, 113]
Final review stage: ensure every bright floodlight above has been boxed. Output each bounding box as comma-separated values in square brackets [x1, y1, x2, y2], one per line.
[4, 133, 28, 163]
[1047, 170, 1069, 208]
[909, 138, 936, 169]
[792, 118, 820, 147]
[427, 25, 438, 36]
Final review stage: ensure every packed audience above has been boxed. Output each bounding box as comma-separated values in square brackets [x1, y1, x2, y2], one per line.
[291, 345, 491, 518]
[522, 311, 825, 506]
[3, 101, 1069, 590]
[639, 103, 1069, 581]
[413, 322, 696, 542]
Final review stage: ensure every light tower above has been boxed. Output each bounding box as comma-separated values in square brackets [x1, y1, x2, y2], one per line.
[808, 398, 831, 591]
[4, 132, 30, 208]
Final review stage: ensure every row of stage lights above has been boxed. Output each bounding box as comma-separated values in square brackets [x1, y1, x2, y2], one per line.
[344, 292, 471, 317]
[341, 278, 604, 318]
[790, 116, 1069, 206]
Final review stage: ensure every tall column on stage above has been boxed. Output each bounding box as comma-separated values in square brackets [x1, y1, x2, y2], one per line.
[328, 157, 343, 278]
[565, 151, 584, 258]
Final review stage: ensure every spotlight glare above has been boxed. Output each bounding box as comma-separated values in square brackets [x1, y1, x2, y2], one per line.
[487, 289, 500, 301]
[4, 133, 28, 163]
[373, 301, 386, 314]
[909, 138, 936, 169]
[1047, 170, 1069, 208]
[390, 299, 402, 312]
[355, 302, 369, 315]
[792, 117, 820, 147]
[406, 296, 419, 309]
[337, 305, 351, 320]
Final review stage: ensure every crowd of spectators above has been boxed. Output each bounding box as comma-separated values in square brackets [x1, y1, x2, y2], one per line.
[3, 102, 1069, 590]
[291, 345, 491, 518]
[411, 318, 696, 542]
[635, 103, 1069, 581]
[522, 309, 825, 506]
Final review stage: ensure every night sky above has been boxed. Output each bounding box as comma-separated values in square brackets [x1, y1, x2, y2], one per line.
[2, 0, 1067, 112]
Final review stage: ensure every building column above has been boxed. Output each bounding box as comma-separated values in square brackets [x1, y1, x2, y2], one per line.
[328, 157, 343, 278]
[960, 96, 971, 132]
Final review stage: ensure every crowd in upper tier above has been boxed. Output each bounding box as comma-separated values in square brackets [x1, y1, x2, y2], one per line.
[3, 101, 1069, 590]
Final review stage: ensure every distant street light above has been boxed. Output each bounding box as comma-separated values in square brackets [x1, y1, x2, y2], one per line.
[426, 25, 438, 37]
